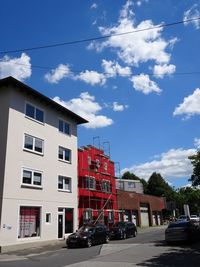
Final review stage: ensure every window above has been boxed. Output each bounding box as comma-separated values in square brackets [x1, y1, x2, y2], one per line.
[18, 207, 40, 238]
[128, 182, 136, 188]
[46, 213, 51, 224]
[58, 146, 71, 162]
[102, 180, 111, 193]
[22, 168, 42, 187]
[88, 156, 91, 166]
[58, 176, 72, 192]
[85, 177, 96, 190]
[24, 134, 43, 154]
[25, 103, 44, 123]
[59, 119, 70, 135]
[104, 162, 108, 171]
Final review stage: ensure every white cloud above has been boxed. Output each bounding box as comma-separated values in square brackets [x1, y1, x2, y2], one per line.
[136, 0, 149, 7]
[194, 138, 200, 149]
[173, 88, 200, 118]
[90, 1, 175, 67]
[153, 64, 176, 79]
[130, 73, 161, 94]
[183, 4, 200, 29]
[75, 70, 106, 86]
[102, 59, 132, 77]
[122, 148, 195, 180]
[0, 53, 31, 81]
[53, 92, 113, 129]
[44, 64, 71, 84]
[91, 3, 98, 9]
[113, 102, 128, 111]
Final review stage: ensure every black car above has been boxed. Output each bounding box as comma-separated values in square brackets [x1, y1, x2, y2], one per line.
[110, 221, 137, 239]
[66, 224, 110, 248]
[165, 221, 200, 243]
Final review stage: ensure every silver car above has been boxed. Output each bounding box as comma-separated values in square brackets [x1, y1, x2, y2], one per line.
[165, 221, 199, 243]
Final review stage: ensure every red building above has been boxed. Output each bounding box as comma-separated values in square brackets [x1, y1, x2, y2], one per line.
[78, 145, 118, 227]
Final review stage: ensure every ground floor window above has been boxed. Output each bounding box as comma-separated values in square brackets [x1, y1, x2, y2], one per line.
[18, 206, 40, 238]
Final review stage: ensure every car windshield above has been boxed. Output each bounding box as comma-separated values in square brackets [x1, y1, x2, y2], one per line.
[191, 215, 197, 218]
[77, 226, 94, 233]
[113, 222, 126, 227]
[168, 222, 189, 228]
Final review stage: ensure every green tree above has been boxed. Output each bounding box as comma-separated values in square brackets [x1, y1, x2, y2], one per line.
[121, 171, 140, 180]
[146, 172, 175, 201]
[176, 187, 200, 214]
[188, 150, 200, 186]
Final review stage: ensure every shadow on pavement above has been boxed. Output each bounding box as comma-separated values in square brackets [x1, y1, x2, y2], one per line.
[137, 240, 200, 267]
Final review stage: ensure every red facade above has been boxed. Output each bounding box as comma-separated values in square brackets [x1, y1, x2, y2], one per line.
[78, 146, 118, 227]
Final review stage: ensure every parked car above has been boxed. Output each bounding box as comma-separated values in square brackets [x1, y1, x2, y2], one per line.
[190, 215, 200, 223]
[177, 215, 190, 222]
[66, 224, 110, 248]
[110, 221, 137, 239]
[165, 221, 200, 243]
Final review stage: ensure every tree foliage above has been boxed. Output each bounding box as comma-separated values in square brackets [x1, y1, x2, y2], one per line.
[146, 172, 175, 201]
[188, 150, 200, 186]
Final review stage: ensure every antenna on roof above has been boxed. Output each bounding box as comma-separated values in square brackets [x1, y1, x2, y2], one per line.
[103, 141, 110, 158]
[114, 162, 121, 179]
[93, 136, 100, 149]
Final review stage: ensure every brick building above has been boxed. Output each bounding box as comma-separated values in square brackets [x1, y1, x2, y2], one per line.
[117, 189, 166, 227]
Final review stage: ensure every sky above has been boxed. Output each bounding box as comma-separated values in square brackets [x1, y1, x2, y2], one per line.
[1, 0, 200, 189]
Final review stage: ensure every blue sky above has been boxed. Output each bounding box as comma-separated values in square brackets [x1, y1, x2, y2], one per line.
[1, 0, 200, 188]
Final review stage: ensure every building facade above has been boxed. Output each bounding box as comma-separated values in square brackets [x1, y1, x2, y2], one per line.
[117, 189, 166, 227]
[78, 146, 118, 227]
[116, 179, 144, 194]
[0, 77, 87, 249]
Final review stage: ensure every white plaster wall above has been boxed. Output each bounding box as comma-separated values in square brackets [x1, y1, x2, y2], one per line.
[0, 87, 79, 246]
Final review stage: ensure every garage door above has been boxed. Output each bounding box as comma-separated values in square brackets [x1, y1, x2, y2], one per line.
[140, 207, 149, 227]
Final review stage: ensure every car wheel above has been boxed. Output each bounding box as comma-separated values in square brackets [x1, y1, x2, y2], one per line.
[105, 235, 110, 244]
[133, 230, 137, 237]
[86, 238, 92, 248]
[122, 232, 127, 239]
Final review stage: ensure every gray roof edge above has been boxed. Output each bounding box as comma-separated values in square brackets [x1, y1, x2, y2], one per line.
[0, 76, 88, 124]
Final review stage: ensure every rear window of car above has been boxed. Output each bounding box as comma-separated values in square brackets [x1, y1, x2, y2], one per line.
[168, 222, 188, 228]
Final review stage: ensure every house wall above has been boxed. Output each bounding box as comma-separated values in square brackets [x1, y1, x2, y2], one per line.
[78, 146, 118, 227]
[116, 179, 144, 194]
[0, 86, 79, 246]
[0, 87, 10, 224]
[117, 190, 166, 226]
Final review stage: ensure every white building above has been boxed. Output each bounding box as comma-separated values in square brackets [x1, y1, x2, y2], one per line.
[0, 76, 87, 251]
[116, 179, 144, 194]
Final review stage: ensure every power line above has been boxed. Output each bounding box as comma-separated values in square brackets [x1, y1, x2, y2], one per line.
[0, 17, 199, 55]
[0, 59, 200, 77]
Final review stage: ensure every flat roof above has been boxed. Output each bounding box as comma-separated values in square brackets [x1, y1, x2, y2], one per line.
[0, 76, 88, 125]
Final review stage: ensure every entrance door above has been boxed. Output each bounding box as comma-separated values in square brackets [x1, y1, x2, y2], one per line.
[58, 213, 64, 238]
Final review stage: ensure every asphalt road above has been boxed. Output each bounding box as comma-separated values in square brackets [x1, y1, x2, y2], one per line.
[1, 226, 200, 267]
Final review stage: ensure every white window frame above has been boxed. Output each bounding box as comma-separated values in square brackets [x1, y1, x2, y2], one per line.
[25, 102, 45, 124]
[58, 118, 71, 135]
[23, 134, 44, 155]
[45, 212, 52, 224]
[21, 168, 43, 189]
[58, 175, 72, 192]
[58, 146, 71, 163]
[128, 181, 136, 188]
[18, 206, 41, 239]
